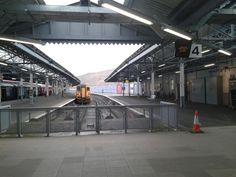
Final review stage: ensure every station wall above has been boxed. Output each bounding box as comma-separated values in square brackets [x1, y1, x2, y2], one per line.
[138, 58, 236, 106]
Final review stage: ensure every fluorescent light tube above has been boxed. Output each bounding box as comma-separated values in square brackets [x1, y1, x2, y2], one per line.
[102, 3, 153, 25]
[158, 64, 165, 67]
[21, 68, 27, 71]
[204, 63, 215, 68]
[175, 71, 180, 74]
[0, 62, 8, 66]
[218, 49, 232, 56]
[0, 35, 45, 45]
[201, 49, 211, 54]
[158, 75, 163, 77]
[141, 71, 146, 74]
[163, 28, 192, 40]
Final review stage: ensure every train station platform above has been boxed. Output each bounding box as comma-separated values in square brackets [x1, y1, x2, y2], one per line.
[0, 126, 236, 177]
[108, 95, 236, 128]
[0, 94, 75, 122]
[1, 94, 74, 108]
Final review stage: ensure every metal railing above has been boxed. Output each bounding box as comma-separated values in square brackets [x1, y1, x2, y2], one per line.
[0, 105, 11, 133]
[0, 104, 177, 138]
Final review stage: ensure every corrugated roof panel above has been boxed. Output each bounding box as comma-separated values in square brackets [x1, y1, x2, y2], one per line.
[127, 0, 183, 17]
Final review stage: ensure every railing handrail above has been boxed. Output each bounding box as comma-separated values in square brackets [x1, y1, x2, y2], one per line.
[0, 103, 178, 137]
[0, 104, 177, 111]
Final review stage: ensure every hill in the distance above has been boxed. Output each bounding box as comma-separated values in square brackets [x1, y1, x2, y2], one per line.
[77, 69, 114, 86]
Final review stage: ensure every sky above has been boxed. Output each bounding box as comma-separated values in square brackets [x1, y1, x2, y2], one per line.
[35, 44, 142, 76]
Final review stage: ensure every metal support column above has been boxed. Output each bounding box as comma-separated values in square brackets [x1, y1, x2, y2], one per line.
[52, 80, 55, 95]
[122, 82, 125, 96]
[59, 79, 64, 96]
[35, 80, 38, 97]
[139, 80, 142, 96]
[137, 77, 140, 96]
[231, 24, 235, 37]
[56, 80, 59, 95]
[0, 72, 2, 105]
[128, 66, 130, 96]
[128, 81, 130, 96]
[46, 76, 49, 97]
[20, 78, 23, 100]
[60, 79, 64, 97]
[151, 72, 155, 99]
[180, 59, 185, 108]
[29, 72, 34, 104]
[65, 80, 69, 92]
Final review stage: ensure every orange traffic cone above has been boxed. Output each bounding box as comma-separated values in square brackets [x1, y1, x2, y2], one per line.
[190, 110, 204, 133]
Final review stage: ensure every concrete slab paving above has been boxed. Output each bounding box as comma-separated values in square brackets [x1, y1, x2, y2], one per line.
[0, 126, 236, 177]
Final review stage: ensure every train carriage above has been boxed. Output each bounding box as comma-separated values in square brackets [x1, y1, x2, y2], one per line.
[75, 84, 91, 104]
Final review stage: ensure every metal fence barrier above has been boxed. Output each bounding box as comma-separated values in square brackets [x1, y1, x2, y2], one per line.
[0, 105, 11, 133]
[0, 104, 177, 137]
[160, 101, 177, 129]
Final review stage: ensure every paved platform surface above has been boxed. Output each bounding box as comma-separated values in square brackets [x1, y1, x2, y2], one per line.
[110, 96, 236, 128]
[0, 126, 236, 177]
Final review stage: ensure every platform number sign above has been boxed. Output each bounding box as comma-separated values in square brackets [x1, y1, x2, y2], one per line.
[189, 44, 202, 58]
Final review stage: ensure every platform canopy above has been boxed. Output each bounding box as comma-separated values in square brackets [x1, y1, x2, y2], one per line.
[0, 0, 161, 44]
[0, 41, 80, 85]
[103, 0, 236, 82]
[0, 0, 235, 83]
[0, 0, 234, 44]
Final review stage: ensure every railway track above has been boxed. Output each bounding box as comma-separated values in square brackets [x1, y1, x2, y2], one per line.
[7, 94, 144, 134]
[77, 96, 121, 131]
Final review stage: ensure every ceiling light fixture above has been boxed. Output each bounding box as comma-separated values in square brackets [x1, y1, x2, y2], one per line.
[158, 64, 165, 67]
[141, 70, 146, 74]
[218, 49, 232, 56]
[0, 61, 8, 66]
[204, 63, 215, 68]
[100, 1, 153, 25]
[201, 49, 211, 54]
[175, 71, 180, 74]
[21, 68, 27, 71]
[0, 35, 45, 45]
[163, 28, 192, 40]
[158, 75, 163, 78]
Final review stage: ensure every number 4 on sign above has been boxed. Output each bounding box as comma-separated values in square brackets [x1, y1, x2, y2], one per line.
[189, 44, 202, 58]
